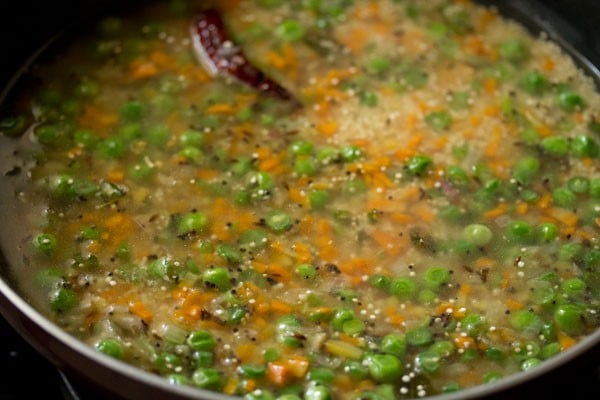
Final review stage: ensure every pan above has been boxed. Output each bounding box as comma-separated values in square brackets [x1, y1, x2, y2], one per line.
[0, 1, 599, 399]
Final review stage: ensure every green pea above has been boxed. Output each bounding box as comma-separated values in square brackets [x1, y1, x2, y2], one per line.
[277, 315, 303, 347]
[308, 188, 330, 210]
[230, 157, 253, 176]
[541, 321, 557, 341]
[128, 162, 155, 182]
[96, 338, 123, 359]
[331, 308, 355, 331]
[294, 157, 319, 176]
[570, 135, 599, 158]
[463, 224, 493, 246]
[446, 166, 470, 189]
[425, 111, 452, 130]
[304, 385, 332, 400]
[557, 90, 586, 112]
[341, 145, 363, 162]
[521, 358, 542, 371]
[263, 348, 280, 362]
[483, 371, 503, 383]
[506, 220, 534, 243]
[369, 274, 390, 291]
[554, 303, 585, 335]
[537, 222, 559, 242]
[442, 383, 461, 393]
[177, 212, 209, 235]
[317, 147, 339, 164]
[120, 100, 145, 121]
[275, 395, 300, 400]
[50, 287, 79, 312]
[343, 361, 369, 379]
[560, 278, 586, 297]
[74, 129, 98, 149]
[238, 364, 266, 378]
[75, 79, 100, 98]
[34, 124, 61, 146]
[389, 277, 417, 299]
[192, 350, 214, 368]
[448, 91, 471, 110]
[461, 348, 479, 362]
[295, 263, 317, 279]
[485, 347, 506, 361]
[567, 176, 590, 194]
[520, 70, 548, 95]
[253, 171, 275, 190]
[423, 266, 450, 290]
[499, 39, 529, 63]
[342, 318, 365, 335]
[97, 138, 126, 159]
[520, 127, 540, 145]
[192, 368, 222, 390]
[147, 125, 170, 147]
[32, 233, 57, 255]
[275, 19, 305, 41]
[265, 210, 293, 232]
[590, 179, 600, 198]
[118, 124, 142, 143]
[148, 257, 176, 279]
[513, 156, 539, 185]
[461, 313, 487, 335]
[290, 140, 314, 155]
[540, 342, 561, 359]
[342, 178, 367, 196]
[531, 286, 556, 306]
[510, 310, 543, 333]
[240, 229, 268, 250]
[202, 267, 231, 291]
[78, 226, 101, 241]
[417, 288, 437, 305]
[406, 155, 433, 176]
[540, 136, 569, 157]
[415, 350, 441, 373]
[380, 334, 406, 357]
[308, 368, 335, 384]
[439, 204, 465, 223]
[187, 330, 216, 351]
[406, 326, 433, 346]
[401, 67, 429, 89]
[368, 58, 391, 74]
[552, 187, 577, 208]
[367, 354, 403, 382]
[583, 249, 600, 268]
[558, 243, 583, 262]
[420, 338, 448, 357]
[216, 243, 242, 264]
[167, 374, 190, 385]
[359, 91, 378, 107]
[179, 129, 205, 147]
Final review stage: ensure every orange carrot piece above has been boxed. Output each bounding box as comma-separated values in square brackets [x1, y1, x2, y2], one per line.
[270, 300, 293, 314]
[505, 298, 524, 311]
[267, 362, 291, 386]
[129, 301, 153, 323]
[483, 202, 507, 219]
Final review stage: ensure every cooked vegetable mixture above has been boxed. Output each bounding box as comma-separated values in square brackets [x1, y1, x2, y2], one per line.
[1, 0, 600, 398]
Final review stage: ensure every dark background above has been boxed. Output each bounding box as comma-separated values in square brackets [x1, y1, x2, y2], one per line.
[0, 1, 599, 399]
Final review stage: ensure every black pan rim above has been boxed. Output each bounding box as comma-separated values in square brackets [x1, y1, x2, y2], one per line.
[0, 1, 599, 399]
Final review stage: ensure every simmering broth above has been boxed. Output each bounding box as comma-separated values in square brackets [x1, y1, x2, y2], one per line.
[1, 1, 599, 398]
